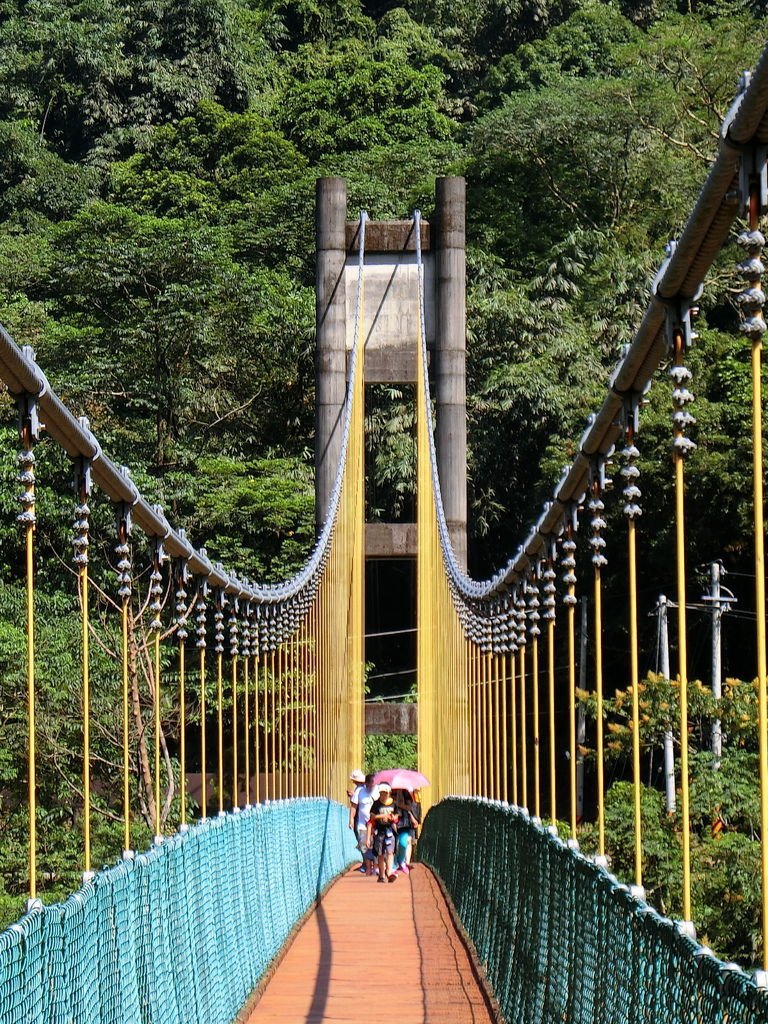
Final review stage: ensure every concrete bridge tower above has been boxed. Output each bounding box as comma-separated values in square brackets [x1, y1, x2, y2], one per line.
[314, 176, 467, 568]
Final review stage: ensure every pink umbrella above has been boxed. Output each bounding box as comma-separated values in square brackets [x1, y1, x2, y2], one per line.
[372, 768, 430, 791]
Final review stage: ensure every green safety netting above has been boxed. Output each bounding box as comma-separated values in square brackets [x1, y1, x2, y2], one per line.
[419, 797, 768, 1024]
[0, 798, 357, 1024]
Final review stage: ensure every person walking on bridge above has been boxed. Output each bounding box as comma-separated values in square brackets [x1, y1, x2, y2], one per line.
[367, 783, 399, 883]
[350, 772, 378, 875]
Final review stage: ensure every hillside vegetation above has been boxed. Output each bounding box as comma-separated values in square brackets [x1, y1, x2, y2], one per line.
[1, 0, 768, 961]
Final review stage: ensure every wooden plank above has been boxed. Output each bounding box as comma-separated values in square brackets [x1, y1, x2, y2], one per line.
[243, 866, 497, 1023]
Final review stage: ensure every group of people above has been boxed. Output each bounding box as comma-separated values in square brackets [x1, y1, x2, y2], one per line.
[348, 770, 422, 883]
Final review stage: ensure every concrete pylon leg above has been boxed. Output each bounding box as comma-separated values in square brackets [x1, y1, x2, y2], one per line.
[315, 177, 348, 535]
[435, 177, 468, 570]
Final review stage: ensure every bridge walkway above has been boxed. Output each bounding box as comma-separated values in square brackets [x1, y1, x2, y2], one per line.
[244, 864, 497, 1023]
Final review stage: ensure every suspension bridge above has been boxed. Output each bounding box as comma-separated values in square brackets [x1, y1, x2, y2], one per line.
[2, 40, 768, 1024]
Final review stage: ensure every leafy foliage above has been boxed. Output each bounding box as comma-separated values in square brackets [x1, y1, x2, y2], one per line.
[0, 0, 767, 965]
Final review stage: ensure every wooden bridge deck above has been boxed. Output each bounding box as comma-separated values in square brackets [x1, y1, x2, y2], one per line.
[244, 864, 497, 1023]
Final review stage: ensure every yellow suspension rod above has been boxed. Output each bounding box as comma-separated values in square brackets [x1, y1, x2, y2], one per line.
[217, 648, 224, 815]
[154, 629, 161, 839]
[628, 513, 642, 889]
[510, 649, 518, 806]
[548, 615, 556, 826]
[122, 596, 131, 850]
[254, 643, 260, 804]
[27, 517, 36, 897]
[80, 561, 91, 876]
[232, 653, 238, 809]
[280, 643, 286, 802]
[594, 561, 605, 860]
[532, 623, 540, 821]
[745, 189, 768, 973]
[567, 592, 576, 842]
[483, 651, 491, 798]
[500, 646, 508, 804]
[468, 639, 475, 793]
[22, 421, 36, 901]
[244, 642, 250, 807]
[199, 645, 207, 819]
[493, 653, 501, 802]
[179, 628, 186, 829]
[520, 641, 528, 810]
[270, 647, 276, 800]
[673, 328, 692, 923]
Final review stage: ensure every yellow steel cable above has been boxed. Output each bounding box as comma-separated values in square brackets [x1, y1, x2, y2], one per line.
[476, 645, 482, 795]
[316, 596, 322, 797]
[303, 610, 309, 794]
[567, 588, 577, 842]
[231, 653, 238, 808]
[744, 194, 768, 970]
[292, 631, 297, 798]
[217, 649, 224, 814]
[199, 646, 207, 819]
[244, 642, 250, 806]
[303, 618, 309, 794]
[262, 641, 269, 801]
[290, 637, 295, 800]
[673, 328, 692, 923]
[468, 639, 475, 792]
[283, 639, 289, 799]
[296, 628, 301, 796]
[628, 514, 642, 887]
[488, 652, 495, 798]
[486, 651, 494, 798]
[501, 644, 508, 804]
[292, 628, 298, 798]
[292, 633, 298, 798]
[154, 630, 161, 837]
[754, 327, 768, 966]
[179, 630, 186, 828]
[495, 655, 501, 798]
[270, 647, 276, 799]
[277, 645, 283, 801]
[313, 615, 320, 795]
[80, 563, 91, 875]
[292, 630, 299, 798]
[475, 649, 481, 797]
[321, 574, 328, 796]
[480, 650, 488, 797]
[562, 524, 578, 843]
[548, 616, 556, 826]
[22, 430, 36, 901]
[264, 643, 270, 801]
[122, 599, 130, 849]
[292, 631, 297, 797]
[532, 619, 541, 820]
[257, 643, 264, 802]
[520, 640, 528, 810]
[510, 649, 518, 805]
[594, 560, 605, 859]
[280, 645, 286, 795]
[26, 520, 36, 898]
[315, 599, 320, 797]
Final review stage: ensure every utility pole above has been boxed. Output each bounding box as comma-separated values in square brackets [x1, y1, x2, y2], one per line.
[577, 596, 587, 823]
[702, 561, 736, 767]
[655, 594, 676, 813]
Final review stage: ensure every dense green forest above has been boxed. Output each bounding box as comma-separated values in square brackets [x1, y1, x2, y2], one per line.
[1, 0, 768, 964]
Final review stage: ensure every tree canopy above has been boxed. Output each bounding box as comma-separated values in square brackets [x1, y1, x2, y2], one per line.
[0, 0, 767, 959]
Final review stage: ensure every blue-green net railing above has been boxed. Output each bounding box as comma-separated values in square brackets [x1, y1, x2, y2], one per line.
[0, 799, 357, 1024]
[419, 798, 768, 1024]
